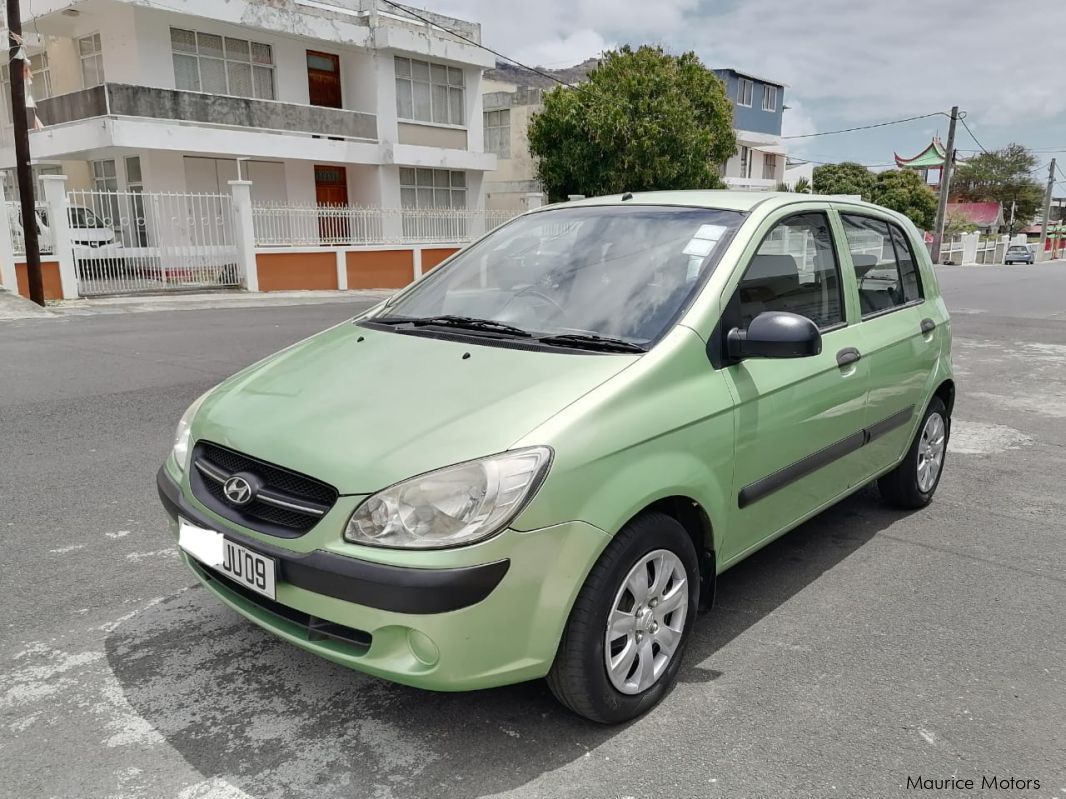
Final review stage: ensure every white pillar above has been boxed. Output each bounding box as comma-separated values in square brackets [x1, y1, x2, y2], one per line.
[228, 180, 259, 292]
[522, 192, 545, 211]
[961, 232, 979, 265]
[335, 248, 348, 291]
[0, 179, 17, 292]
[41, 175, 79, 299]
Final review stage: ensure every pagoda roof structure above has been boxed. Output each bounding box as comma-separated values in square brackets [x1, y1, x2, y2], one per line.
[895, 137, 947, 169]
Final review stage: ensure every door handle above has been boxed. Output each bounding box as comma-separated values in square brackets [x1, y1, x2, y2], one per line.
[920, 318, 936, 334]
[836, 347, 861, 367]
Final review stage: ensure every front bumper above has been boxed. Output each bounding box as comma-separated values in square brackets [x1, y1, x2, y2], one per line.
[157, 466, 609, 691]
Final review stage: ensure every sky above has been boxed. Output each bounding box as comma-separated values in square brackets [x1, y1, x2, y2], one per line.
[432, 0, 1066, 179]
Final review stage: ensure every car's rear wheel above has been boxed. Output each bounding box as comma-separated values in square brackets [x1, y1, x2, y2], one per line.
[878, 397, 949, 509]
[547, 512, 699, 724]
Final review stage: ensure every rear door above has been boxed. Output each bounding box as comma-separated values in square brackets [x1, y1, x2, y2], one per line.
[836, 210, 941, 476]
[718, 209, 869, 566]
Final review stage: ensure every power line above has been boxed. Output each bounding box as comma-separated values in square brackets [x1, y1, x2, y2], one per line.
[958, 116, 989, 154]
[788, 156, 896, 168]
[376, 0, 572, 87]
[781, 111, 947, 140]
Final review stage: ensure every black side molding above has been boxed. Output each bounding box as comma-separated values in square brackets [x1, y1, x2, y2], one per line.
[738, 405, 915, 508]
[157, 467, 510, 614]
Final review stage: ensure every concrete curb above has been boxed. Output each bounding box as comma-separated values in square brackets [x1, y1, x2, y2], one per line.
[43, 289, 395, 317]
[0, 288, 55, 320]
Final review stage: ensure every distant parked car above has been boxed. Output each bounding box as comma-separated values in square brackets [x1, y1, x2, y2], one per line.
[7, 203, 122, 255]
[1004, 244, 1034, 265]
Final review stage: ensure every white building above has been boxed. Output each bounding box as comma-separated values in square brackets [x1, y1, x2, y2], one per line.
[1, 0, 496, 210]
[481, 77, 544, 211]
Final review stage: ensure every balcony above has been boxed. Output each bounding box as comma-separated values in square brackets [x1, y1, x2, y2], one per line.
[35, 83, 378, 141]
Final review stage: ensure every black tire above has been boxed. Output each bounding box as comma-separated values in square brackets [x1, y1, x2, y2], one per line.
[878, 396, 949, 509]
[547, 511, 700, 724]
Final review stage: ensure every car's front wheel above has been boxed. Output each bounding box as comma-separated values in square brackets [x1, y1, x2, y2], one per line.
[878, 396, 949, 509]
[547, 512, 699, 724]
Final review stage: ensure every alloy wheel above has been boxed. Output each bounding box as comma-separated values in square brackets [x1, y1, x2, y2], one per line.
[917, 412, 946, 493]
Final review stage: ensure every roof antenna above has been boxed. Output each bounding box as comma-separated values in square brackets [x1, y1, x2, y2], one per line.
[621, 192, 633, 201]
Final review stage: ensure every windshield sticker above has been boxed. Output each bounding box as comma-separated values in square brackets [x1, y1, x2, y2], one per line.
[682, 238, 715, 258]
[682, 223, 729, 258]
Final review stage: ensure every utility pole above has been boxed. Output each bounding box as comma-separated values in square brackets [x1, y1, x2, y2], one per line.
[931, 106, 958, 265]
[1008, 199, 1016, 238]
[1037, 158, 1056, 263]
[6, 0, 44, 305]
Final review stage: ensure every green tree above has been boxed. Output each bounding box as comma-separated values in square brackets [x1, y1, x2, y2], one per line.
[811, 162, 875, 197]
[793, 176, 811, 194]
[527, 46, 736, 201]
[952, 143, 1044, 231]
[869, 169, 939, 230]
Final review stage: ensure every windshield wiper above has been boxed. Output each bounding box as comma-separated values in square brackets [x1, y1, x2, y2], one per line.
[538, 333, 648, 353]
[373, 314, 532, 337]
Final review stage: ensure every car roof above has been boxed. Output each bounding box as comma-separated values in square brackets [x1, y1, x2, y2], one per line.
[552, 190, 898, 216]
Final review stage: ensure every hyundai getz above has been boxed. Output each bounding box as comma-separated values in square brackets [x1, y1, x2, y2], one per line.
[158, 191, 953, 723]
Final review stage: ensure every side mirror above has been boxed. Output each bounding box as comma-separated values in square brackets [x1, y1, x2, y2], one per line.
[727, 311, 822, 360]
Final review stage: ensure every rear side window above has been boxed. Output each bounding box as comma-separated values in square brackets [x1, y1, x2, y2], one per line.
[737, 212, 844, 330]
[840, 214, 923, 317]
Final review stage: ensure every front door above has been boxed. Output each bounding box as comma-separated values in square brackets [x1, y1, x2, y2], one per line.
[718, 210, 869, 566]
[837, 210, 942, 476]
[314, 165, 348, 243]
[306, 51, 341, 108]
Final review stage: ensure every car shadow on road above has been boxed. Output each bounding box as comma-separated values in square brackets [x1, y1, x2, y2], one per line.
[105, 485, 908, 799]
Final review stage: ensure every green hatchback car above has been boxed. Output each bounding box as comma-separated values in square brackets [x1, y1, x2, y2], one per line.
[158, 191, 953, 723]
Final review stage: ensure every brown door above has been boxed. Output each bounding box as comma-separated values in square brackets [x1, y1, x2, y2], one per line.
[315, 165, 348, 242]
[307, 51, 341, 108]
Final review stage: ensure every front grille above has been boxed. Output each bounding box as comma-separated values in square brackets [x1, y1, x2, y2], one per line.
[191, 560, 372, 652]
[190, 441, 339, 538]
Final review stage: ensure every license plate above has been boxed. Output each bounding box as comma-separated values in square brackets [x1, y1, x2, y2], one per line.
[178, 517, 277, 600]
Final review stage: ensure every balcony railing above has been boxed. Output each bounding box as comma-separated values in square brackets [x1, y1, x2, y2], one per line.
[34, 83, 377, 141]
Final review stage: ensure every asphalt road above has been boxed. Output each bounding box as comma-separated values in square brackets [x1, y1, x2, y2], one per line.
[1, 269, 1064, 799]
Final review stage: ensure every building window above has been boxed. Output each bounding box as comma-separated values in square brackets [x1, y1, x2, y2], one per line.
[79, 33, 104, 88]
[737, 77, 753, 107]
[762, 85, 778, 112]
[483, 108, 510, 157]
[1, 53, 52, 100]
[394, 57, 464, 125]
[762, 153, 777, 180]
[91, 159, 118, 191]
[170, 28, 275, 100]
[399, 167, 466, 209]
[739, 146, 751, 179]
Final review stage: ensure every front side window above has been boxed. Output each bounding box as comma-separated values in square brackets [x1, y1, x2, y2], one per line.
[484, 108, 510, 157]
[378, 205, 745, 346]
[171, 28, 275, 100]
[840, 214, 923, 316]
[737, 212, 844, 330]
[395, 57, 464, 125]
[762, 85, 777, 112]
[737, 77, 753, 106]
[79, 33, 104, 88]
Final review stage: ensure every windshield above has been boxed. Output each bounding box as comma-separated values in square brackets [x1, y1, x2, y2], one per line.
[378, 205, 744, 345]
[68, 206, 103, 228]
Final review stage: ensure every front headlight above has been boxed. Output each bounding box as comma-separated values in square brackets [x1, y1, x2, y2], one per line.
[171, 392, 210, 472]
[344, 447, 552, 549]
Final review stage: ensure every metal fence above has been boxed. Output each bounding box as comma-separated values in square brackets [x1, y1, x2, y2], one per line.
[66, 189, 240, 295]
[252, 204, 518, 247]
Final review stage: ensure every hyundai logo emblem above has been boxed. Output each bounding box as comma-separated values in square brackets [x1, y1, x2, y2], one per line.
[223, 474, 255, 506]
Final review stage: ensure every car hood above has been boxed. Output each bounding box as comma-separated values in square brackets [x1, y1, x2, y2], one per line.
[193, 322, 637, 494]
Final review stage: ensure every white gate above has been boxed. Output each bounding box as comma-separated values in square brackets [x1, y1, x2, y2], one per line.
[66, 190, 241, 296]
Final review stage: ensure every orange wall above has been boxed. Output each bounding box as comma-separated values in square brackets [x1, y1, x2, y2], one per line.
[15, 261, 62, 300]
[421, 248, 459, 272]
[256, 252, 338, 292]
[346, 250, 414, 289]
